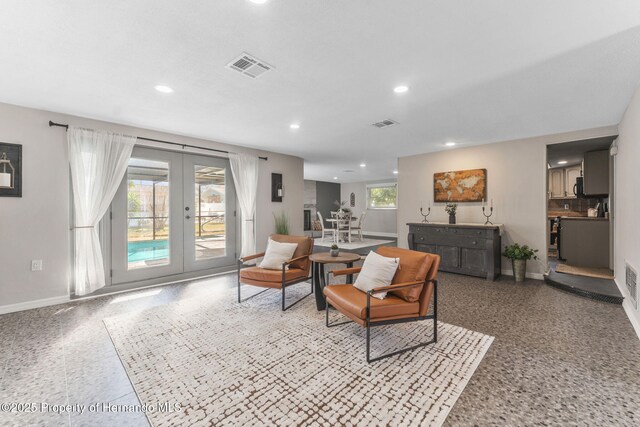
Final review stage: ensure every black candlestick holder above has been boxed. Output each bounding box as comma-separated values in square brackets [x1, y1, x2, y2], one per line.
[420, 206, 431, 223]
[482, 206, 494, 225]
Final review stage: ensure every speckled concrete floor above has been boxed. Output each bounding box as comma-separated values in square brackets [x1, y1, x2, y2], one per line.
[0, 272, 638, 426]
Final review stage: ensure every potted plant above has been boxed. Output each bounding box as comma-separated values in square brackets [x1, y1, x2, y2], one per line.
[445, 203, 457, 224]
[502, 243, 538, 282]
[330, 244, 339, 257]
[273, 212, 289, 235]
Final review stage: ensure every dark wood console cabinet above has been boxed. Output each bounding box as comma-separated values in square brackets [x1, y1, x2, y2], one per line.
[407, 223, 502, 280]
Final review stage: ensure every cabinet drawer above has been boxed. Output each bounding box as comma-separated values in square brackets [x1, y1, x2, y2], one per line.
[410, 225, 494, 239]
[413, 233, 486, 249]
[456, 228, 492, 238]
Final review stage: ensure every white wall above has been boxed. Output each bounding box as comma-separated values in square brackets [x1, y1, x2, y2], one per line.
[341, 180, 397, 236]
[0, 102, 303, 310]
[397, 126, 618, 278]
[614, 84, 640, 336]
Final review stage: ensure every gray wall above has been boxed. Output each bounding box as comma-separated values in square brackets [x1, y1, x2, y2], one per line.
[341, 180, 397, 236]
[0, 102, 304, 311]
[397, 126, 618, 279]
[315, 181, 341, 221]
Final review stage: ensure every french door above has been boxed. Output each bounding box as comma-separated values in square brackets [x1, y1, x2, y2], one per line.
[110, 147, 236, 285]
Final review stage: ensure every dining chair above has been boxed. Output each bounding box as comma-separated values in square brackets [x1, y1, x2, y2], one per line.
[351, 210, 367, 241]
[335, 211, 352, 243]
[317, 212, 336, 242]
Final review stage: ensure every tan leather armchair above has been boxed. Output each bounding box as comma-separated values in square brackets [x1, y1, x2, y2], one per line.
[237, 234, 314, 311]
[324, 246, 440, 362]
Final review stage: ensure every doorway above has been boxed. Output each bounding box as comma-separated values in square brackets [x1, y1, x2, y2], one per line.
[110, 147, 236, 286]
[544, 137, 623, 303]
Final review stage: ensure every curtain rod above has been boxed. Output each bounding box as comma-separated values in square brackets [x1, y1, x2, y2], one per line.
[48, 121, 268, 160]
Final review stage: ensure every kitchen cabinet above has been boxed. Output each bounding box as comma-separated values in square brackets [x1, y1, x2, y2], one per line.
[559, 217, 610, 268]
[583, 150, 609, 196]
[549, 169, 565, 199]
[564, 165, 582, 198]
[549, 165, 583, 199]
[408, 223, 501, 280]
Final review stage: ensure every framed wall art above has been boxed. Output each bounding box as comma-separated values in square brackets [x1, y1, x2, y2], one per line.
[0, 142, 22, 197]
[433, 168, 486, 203]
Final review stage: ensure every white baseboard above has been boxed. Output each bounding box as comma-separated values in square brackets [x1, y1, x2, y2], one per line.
[501, 269, 544, 281]
[363, 231, 398, 238]
[0, 295, 70, 315]
[615, 277, 640, 340]
[622, 299, 640, 340]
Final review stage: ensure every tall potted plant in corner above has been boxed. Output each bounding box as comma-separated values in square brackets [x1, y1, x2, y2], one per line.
[273, 212, 289, 235]
[502, 243, 538, 282]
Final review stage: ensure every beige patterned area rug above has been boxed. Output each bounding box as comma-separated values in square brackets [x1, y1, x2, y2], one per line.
[104, 286, 493, 426]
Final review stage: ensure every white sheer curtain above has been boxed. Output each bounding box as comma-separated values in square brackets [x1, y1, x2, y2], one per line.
[229, 153, 259, 259]
[68, 126, 136, 295]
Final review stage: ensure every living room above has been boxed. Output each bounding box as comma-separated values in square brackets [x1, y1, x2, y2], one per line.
[1, 1, 640, 426]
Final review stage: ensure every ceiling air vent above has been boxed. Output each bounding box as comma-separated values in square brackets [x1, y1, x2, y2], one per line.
[372, 119, 398, 128]
[227, 52, 273, 78]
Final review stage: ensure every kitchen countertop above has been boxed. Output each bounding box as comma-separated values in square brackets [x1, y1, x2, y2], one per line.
[559, 216, 609, 221]
[548, 211, 587, 218]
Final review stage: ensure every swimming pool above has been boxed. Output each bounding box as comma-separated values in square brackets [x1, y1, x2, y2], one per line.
[128, 239, 169, 263]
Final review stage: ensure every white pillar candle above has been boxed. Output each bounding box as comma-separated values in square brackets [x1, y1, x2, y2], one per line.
[0, 172, 11, 188]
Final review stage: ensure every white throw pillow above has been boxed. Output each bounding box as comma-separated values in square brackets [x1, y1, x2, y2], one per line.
[353, 251, 400, 300]
[259, 239, 298, 270]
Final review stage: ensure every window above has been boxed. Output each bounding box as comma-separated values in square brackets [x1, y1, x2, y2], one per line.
[367, 183, 397, 209]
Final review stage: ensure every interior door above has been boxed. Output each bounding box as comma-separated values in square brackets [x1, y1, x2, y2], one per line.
[111, 147, 184, 284]
[183, 154, 236, 272]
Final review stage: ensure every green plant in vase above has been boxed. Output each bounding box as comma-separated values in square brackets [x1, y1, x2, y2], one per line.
[445, 203, 457, 224]
[330, 244, 339, 257]
[502, 243, 538, 282]
[273, 211, 290, 235]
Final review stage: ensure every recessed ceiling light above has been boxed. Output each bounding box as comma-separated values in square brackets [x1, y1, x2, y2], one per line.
[393, 170, 398, 174]
[557, 160, 568, 165]
[289, 123, 300, 130]
[154, 85, 174, 93]
[360, 163, 366, 168]
[394, 85, 409, 94]
[445, 141, 456, 147]
[249, 0, 268, 4]
[333, 176, 338, 180]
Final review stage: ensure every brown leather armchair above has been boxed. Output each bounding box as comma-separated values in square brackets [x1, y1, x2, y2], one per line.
[324, 246, 440, 362]
[237, 234, 314, 311]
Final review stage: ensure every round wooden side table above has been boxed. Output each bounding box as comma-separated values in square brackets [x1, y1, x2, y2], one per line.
[310, 252, 362, 311]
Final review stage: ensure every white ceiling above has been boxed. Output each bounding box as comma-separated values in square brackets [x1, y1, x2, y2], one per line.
[1, 1, 640, 183]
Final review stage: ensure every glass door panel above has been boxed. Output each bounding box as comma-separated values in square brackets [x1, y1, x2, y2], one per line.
[183, 154, 236, 272]
[194, 165, 227, 260]
[111, 148, 184, 285]
[126, 158, 171, 269]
